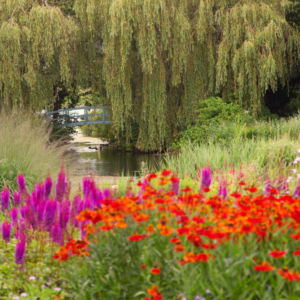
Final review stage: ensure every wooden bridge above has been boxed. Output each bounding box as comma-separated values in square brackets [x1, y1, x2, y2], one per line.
[46, 106, 111, 127]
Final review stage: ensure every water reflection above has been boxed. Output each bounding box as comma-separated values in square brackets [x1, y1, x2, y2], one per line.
[70, 143, 162, 176]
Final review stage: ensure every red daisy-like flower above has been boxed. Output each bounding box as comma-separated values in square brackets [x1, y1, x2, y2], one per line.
[269, 250, 286, 259]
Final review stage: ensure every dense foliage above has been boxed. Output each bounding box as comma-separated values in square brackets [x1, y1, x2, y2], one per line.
[1, 0, 300, 150]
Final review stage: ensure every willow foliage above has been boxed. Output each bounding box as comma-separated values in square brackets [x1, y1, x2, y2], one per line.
[74, 0, 300, 150]
[0, 0, 299, 150]
[0, 0, 76, 109]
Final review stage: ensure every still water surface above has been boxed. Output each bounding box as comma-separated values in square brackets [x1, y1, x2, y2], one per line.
[68, 133, 162, 176]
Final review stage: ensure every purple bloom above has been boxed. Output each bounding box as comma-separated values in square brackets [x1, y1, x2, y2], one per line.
[50, 223, 62, 244]
[218, 181, 227, 199]
[17, 174, 26, 192]
[2, 221, 12, 243]
[70, 195, 81, 226]
[171, 177, 180, 195]
[59, 201, 70, 230]
[15, 241, 26, 265]
[43, 175, 53, 199]
[264, 179, 271, 196]
[1, 187, 10, 211]
[200, 167, 212, 190]
[37, 203, 45, 222]
[83, 197, 92, 210]
[20, 206, 28, 219]
[10, 208, 19, 225]
[294, 186, 300, 198]
[56, 167, 67, 202]
[82, 177, 90, 197]
[43, 201, 58, 229]
[103, 188, 110, 199]
[13, 191, 21, 206]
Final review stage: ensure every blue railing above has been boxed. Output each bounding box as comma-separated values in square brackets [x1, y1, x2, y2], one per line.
[46, 106, 111, 127]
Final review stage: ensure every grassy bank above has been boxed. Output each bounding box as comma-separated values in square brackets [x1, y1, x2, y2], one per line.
[163, 117, 300, 181]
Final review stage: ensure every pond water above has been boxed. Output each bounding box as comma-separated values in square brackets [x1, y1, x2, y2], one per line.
[68, 131, 162, 177]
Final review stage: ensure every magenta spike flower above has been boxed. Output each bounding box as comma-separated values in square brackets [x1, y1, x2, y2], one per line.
[17, 174, 26, 192]
[171, 177, 180, 195]
[43, 201, 58, 229]
[20, 206, 29, 219]
[264, 179, 271, 195]
[1, 187, 10, 211]
[200, 167, 212, 191]
[82, 177, 90, 197]
[51, 223, 62, 244]
[15, 240, 26, 265]
[70, 195, 80, 226]
[37, 203, 45, 222]
[43, 175, 53, 199]
[13, 191, 21, 206]
[2, 221, 12, 243]
[59, 201, 70, 230]
[56, 167, 67, 202]
[10, 208, 19, 225]
[103, 188, 110, 199]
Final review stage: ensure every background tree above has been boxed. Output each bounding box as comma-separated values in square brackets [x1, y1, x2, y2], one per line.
[74, 0, 300, 151]
[0, 0, 76, 109]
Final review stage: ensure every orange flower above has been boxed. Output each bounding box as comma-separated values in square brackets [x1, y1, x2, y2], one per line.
[174, 244, 185, 252]
[254, 262, 274, 272]
[133, 213, 149, 222]
[115, 221, 127, 228]
[150, 267, 161, 274]
[269, 250, 286, 259]
[146, 224, 156, 233]
[160, 227, 173, 236]
[146, 285, 162, 298]
[277, 268, 300, 282]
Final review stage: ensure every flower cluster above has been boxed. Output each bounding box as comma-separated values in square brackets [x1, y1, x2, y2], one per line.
[53, 168, 300, 299]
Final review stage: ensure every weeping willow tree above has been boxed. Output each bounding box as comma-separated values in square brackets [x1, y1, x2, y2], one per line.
[0, 0, 76, 109]
[0, 0, 300, 150]
[73, 0, 300, 151]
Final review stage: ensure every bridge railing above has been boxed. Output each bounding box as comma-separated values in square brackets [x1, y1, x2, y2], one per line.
[47, 106, 111, 127]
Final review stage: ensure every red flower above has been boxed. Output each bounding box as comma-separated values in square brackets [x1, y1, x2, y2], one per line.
[238, 181, 246, 186]
[137, 181, 143, 187]
[277, 268, 300, 282]
[269, 188, 278, 194]
[161, 169, 172, 177]
[170, 237, 180, 243]
[254, 262, 274, 272]
[203, 187, 210, 192]
[128, 234, 145, 242]
[269, 250, 286, 259]
[140, 264, 147, 269]
[181, 187, 192, 192]
[150, 267, 161, 274]
[293, 250, 300, 256]
[246, 187, 258, 193]
[192, 216, 204, 223]
[230, 192, 241, 198]
[291, 234, 300, 241]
